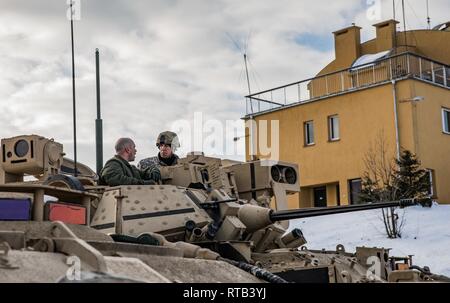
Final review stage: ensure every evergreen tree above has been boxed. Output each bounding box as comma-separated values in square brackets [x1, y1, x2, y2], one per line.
[394, 150, 431, 200]
[359, 148, 432, 238]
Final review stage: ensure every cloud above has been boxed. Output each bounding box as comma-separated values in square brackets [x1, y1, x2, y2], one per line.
[0, 0, 448, 169]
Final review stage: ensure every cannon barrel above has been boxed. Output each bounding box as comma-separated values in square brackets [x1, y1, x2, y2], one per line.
[236, 199, 422, 232]
[269, 199, 420, 222]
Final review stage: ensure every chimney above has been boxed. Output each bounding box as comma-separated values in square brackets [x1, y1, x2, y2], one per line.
[333, 24, 361, 69]
[373, 19, 399, 52]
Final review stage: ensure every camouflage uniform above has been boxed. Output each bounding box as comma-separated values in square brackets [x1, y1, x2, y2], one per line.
[99, 155, 161, 186]
[137, 154, 179, 170]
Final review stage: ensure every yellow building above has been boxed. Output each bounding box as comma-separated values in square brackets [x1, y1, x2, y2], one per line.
[244, 20, 450, 208]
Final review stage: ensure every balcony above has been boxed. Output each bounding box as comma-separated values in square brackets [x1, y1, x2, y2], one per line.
[245, 52, 450, 117]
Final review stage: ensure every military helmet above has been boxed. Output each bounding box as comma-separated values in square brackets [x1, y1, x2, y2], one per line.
[156, 131, 180, 151]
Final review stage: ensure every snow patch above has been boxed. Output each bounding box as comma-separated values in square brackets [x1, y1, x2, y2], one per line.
[351, 50, 391, 70]
[288, 203, 450, 276]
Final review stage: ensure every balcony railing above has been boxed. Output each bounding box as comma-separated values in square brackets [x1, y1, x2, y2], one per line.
[245, 52, 450, 116]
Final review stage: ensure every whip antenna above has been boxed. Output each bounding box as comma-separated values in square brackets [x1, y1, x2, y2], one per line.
[69, 0, 78, 176]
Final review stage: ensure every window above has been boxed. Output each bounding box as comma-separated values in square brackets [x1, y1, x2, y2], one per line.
[336, 184, 341, 206]
[443, 108, 450, 134]
[313, 186, 327, 207]
[328, 115, 340, 141]
[426, 169, 436, 198]
[304, 121, 314, 145]
[348, 178, 362, 205]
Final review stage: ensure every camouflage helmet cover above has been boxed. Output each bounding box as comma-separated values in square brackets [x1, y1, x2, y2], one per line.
[156, 131, 180, 150]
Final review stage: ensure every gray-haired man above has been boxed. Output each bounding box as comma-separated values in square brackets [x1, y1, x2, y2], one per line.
[100, 138, 160, 186]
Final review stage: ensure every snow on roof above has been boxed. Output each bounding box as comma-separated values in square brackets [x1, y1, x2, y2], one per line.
[432, 22, 450, 31]
[351, 50, 391, 70]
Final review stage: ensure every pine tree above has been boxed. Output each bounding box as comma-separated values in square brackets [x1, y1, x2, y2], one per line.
[359, 147, 432, 238]
[394, 150, 431, 201]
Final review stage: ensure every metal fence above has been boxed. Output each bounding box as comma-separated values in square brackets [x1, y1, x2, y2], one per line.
[245, 52, 450, 116]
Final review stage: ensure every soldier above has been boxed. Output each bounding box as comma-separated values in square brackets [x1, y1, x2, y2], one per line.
[138, 131, 180, 170]
[100, 137, 161, 186]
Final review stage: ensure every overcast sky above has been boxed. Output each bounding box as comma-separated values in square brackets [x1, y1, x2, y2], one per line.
[0, 0, 448, 169]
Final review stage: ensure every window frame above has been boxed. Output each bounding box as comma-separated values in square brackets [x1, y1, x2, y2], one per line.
[328, 114, 340, 141]
[304, 120, 315, 146]
[426, 169, 436, 198]
[442, 107, 450, 135]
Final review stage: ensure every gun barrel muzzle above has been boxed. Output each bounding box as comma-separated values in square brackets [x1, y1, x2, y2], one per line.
[270, 199, 419, 222]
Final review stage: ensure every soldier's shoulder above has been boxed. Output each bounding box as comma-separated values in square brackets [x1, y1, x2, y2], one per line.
[138, 157, 158, 164]
[138, 156, 159, 169]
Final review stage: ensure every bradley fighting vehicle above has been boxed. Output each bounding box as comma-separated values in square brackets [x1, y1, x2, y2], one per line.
[0, 134, 448, 283]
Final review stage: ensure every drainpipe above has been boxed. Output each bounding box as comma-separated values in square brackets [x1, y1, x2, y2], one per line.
[392, 80, 400, 160]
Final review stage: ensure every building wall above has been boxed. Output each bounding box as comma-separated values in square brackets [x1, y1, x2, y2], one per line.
[246, 83, 400, 206]
[400, 80, 450, 203]
[397, 31, 450, 64]
[244, 21, 450, 208]
[246, 79, 450, 206]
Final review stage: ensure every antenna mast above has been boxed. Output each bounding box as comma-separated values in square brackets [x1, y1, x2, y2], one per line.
[401, 0, 408, 51]
[244, 53, 254, 114]
[69, 0, 78, 177]
[95, 49, 103, 175]
[243, 51, 256, 161]
[426, 0, 431, 29]
[244, 54, 252, 96]
[393, 0, 396, 20]
[393, 0, 397, 54]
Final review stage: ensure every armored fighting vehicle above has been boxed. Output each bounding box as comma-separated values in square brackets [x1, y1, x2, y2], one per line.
[0, 134, 448, 283]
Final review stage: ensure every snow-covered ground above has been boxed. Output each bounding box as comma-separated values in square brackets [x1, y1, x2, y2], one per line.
[288, 203, 450, 276]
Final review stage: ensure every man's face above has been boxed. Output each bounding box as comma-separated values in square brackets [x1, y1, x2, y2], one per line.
[159, 143, 173, 158]
[126, 143, 137, 162]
